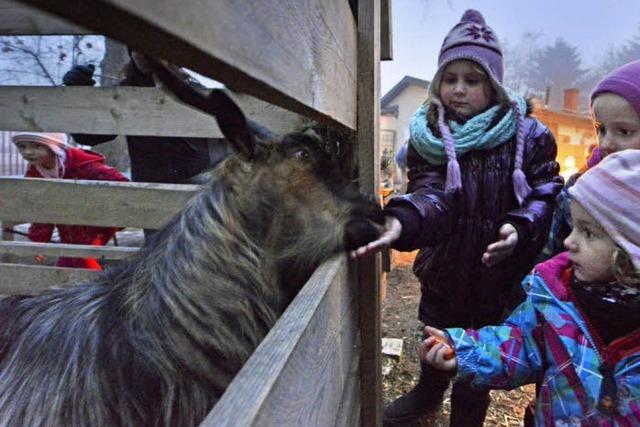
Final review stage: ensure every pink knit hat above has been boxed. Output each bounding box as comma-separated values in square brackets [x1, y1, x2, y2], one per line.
[569, 149, 640, 271]
[12, 132, 68, 156]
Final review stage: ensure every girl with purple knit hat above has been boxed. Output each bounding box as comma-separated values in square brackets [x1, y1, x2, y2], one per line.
[351, 9, 563, 426]
[421, 149, 640, 426]
[540, 59, 640, 262]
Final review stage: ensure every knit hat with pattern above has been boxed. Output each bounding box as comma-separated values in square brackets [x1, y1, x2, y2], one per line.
[424, 10, 531, 204]
[569, 149, 640, 271]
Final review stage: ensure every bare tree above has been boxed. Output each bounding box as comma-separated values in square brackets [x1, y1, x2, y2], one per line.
[0, 35, 104, 86]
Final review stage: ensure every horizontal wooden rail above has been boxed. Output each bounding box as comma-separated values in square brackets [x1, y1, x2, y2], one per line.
[0, 86, 305, 137]
[0, 0, 89, 35]
[16, 0, 358, 130]
[0, 177, 199, 229]
[201, 256, 360, 426]
[0, 262, 97, 295]
[0, 240, 138, 259]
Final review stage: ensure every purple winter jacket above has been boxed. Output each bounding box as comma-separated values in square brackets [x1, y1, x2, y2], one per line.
[385, 115, 563, 322]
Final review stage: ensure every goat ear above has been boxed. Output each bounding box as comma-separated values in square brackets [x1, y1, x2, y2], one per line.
[207, 90, 256, 160]
[142, 56, 256, 160]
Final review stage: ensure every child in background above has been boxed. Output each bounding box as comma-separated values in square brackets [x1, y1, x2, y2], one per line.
[422, 149, 640, 426]
[539, 59, 640, 260]
[351, 9, 563, 426]
[12, 132, 129, 270]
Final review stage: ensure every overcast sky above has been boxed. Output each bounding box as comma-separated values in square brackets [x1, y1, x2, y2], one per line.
[381, 0, 640, 95]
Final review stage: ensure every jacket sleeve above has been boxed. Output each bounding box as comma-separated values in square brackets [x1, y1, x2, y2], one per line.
[445, 292, 545, 390]
[384, 143, 456, 251]
[78, 162, 129, 183]
[503, 120, 563, 256]
[28, 223, 54, 243]
[537, 176, 576, 262]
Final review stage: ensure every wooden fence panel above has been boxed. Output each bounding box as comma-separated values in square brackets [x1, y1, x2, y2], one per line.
[0, 263, 97, 295]
[16, 0, 358, 130]
[0, 87, 305, 138]
[0, 0, 89, 35]
[356, 0, 382, 425]
[201, 256, 360, 426]
[0, 241, 138, 259]
[0, 177, 198, 229]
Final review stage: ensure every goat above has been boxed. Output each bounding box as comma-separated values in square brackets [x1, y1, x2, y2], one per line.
[0, 59, 384, 426]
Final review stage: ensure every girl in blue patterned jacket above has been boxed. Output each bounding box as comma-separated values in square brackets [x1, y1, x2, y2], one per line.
[422, 149, 640, 426]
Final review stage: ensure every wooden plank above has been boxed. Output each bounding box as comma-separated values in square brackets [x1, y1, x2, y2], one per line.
[0, 86, 305, 137]
[0, 220, 16, 263]
[0, 263, 97, 295]
[16, 0, 358, 131]
[356, 0, 382, 425]
[0, 177, 198, 229]
[380, 0, 393, 61]
[0, 241, 138, 259]
[201, 256, 359, 426]
[0, 0, 89, 35]
[335, 346, 361, 427]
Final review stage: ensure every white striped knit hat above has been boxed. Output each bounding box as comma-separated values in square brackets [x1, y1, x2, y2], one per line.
[569, 149, 640, 271]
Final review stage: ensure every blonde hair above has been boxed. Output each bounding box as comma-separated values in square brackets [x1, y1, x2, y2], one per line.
[612, 245, 640, 288]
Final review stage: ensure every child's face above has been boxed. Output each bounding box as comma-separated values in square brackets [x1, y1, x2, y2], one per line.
[592, 93, 640, 158]
[439, 60, 492, 120]
[564, 201, 616, 282]
[15, 141, 56, 168]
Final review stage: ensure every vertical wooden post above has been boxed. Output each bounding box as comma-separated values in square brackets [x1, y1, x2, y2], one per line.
[357, 0, 381, 426]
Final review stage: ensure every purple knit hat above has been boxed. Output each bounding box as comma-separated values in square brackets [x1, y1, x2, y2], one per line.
[427, 10, 531, 204]
[591, 60, 640, 118]
[569, 149, 640, 272]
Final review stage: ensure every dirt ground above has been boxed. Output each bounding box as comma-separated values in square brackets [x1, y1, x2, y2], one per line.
[381, 251, 535, 427]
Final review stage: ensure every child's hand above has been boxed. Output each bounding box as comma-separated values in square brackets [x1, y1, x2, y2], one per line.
[34, 254, 45, 263]
[482, 223, 518, 268]
[350, 216, 401, 259]
[419, 326, 457, 371]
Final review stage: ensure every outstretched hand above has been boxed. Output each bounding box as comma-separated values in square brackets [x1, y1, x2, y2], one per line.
[419, 326, 457, 371]
[482, 223, 518, 268]
[349, 216, 401, 259]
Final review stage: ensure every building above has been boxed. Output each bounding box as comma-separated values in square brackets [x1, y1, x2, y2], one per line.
[380, 76, 430, 156]
[533, 89, 597, 180]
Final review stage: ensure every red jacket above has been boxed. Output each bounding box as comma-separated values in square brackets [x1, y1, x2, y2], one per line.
[26, 147, 129, 269]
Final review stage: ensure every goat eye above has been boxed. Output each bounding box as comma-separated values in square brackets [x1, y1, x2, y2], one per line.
[293, 149, 310, 160]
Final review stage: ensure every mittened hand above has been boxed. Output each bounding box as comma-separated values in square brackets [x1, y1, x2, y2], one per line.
[63, 64, 96, 86]
[419, 326, 457, 371]
[481, 223, 518, 268]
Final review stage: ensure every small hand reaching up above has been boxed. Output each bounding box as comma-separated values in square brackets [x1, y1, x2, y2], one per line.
[419, 326, 457, 372]
[350, 216, 402, 259]
[482, 223, 518, 268]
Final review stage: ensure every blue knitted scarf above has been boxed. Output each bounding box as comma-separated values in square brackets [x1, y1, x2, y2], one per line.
[410, 93, 527, 165]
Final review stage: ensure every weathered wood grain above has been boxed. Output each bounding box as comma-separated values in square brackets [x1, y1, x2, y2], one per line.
[15, 0, 358, 130]
[356, 0, 382, 425]
[0, 0, 89, 35]
[0, 240, 138, 259]
[0, 262, 97, 295]
[201, 256, 359, 426]
[0, 86, 305, 138]
[0, 177, 198, 228]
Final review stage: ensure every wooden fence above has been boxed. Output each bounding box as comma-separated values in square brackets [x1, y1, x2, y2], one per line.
[1, 0, 391, 424]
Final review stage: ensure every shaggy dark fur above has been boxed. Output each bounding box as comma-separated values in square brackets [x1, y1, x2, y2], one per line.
[0, 60, 384, 426]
